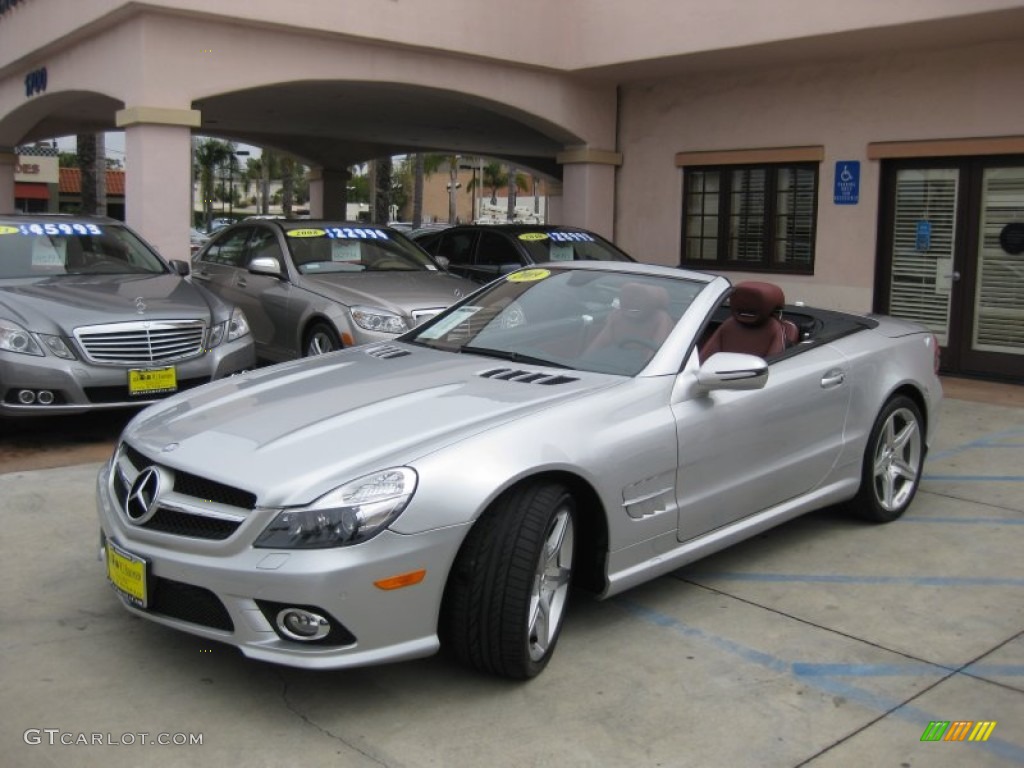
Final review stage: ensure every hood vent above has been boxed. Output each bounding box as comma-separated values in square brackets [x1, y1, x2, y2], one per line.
[478, 368, 579, 386]
[365, 344, 411, 360]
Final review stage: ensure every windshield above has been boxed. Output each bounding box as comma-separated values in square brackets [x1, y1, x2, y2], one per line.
[285, 225, 439, 274]
[0, 221, 168, 278]
[406, 267, 705, 376]
[516, 230, 634, 264]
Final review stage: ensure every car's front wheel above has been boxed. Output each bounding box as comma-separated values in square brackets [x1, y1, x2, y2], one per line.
[443, 482, 576, 679]
[303, 322, 341, 356]
[850, 395, 925, 522]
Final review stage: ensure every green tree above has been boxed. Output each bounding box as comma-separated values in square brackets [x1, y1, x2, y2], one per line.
[194, 138, 233, 229]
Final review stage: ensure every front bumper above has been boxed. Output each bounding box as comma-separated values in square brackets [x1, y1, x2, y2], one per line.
[0, 336, 254, 416]
[96, 462, 469, 670]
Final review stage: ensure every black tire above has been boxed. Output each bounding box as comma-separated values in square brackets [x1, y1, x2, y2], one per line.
[442, 482, 576, 679]
[849, 395, 925, 523]
[303, 322, 341, 356]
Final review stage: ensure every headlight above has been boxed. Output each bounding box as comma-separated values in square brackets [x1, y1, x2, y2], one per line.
[350, 306, 409, 334]
[0, 319, 44, 356]
[39, 333, 76, 360]
[254, 468, 418, 549]
[207, 307, 250, 348]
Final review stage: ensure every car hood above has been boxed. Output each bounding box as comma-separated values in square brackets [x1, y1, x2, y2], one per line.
[298, 270, 477, 313]
[124, 343, 620, 507]
[0, 274, 215, 332]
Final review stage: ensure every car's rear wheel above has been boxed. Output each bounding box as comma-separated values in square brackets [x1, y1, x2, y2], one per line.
[303, 322, 341, 356]
[442, 482, 576, 679]
[850, 395, 924, 522]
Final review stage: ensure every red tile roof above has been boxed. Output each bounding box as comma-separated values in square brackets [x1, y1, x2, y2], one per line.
[59, 167, 125, 196]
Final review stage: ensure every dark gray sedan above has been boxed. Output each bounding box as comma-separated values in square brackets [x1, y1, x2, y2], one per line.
[191, 220, 478, 362]
[0, 215, 254, 416]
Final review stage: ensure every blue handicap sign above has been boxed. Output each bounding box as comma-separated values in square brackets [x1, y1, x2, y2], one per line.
[916, 220, 932, 252]
[834, 161, 860, 205]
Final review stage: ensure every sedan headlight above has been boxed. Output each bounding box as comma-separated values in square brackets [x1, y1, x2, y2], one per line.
[207, 307, 251, 348]
[0, 319, 44, 356]
[350, 306, 409, 335]
[254, 468, 418, 549]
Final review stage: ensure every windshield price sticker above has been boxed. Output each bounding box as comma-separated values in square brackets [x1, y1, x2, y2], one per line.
[549, 244, 574, 261]
[286, 228, 327, 238]
[0, 222, 103, 236]
[548, 231, 595, 243]
[324, 227, 390, 240]
[518, 232, 549, 241]
[507, 268, 551, 283]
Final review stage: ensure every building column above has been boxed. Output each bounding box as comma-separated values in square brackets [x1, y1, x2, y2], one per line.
[307, 167, 351, 220]
[0, 150, 15, 214]
[555, 147, 622, 240]
[115, 106, 201, 262]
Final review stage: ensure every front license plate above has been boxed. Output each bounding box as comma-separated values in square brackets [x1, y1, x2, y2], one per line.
[106, 541, 148, 608]
[128, 367, 177, 396]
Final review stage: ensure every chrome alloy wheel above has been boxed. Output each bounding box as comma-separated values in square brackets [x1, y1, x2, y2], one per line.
[872, 406, 922, 513]
[527, 504, 574, 662]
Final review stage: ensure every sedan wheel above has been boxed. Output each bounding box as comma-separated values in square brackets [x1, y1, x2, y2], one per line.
[304, 322, 341, 356]
[443, 482, 576, 679]
[850, 395, 924, 522]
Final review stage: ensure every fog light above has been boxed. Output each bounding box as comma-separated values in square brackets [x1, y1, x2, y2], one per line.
[36, 390, 54, 405]
[17, 389, 35, 404]
[276, 608, 331, 641]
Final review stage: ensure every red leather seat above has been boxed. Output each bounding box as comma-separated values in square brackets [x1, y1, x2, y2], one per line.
[586, 282, 675, 353]
[700, 281, 798, 360]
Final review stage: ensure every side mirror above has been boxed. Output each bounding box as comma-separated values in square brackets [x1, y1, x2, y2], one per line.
[248, 256, 283, 278]
[169, 259, 190, 276]
[696, 352, 769, 391]
[434, 255, 450, 270]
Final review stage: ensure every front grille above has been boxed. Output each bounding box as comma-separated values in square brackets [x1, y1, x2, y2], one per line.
[149, 576, 234, 631]
[411, 308, 443, 326]
[75, 320, 206, 365]
[114, 442, 256, 540]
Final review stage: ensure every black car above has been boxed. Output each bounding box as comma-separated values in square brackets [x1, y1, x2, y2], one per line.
[412, 224, 634, 283]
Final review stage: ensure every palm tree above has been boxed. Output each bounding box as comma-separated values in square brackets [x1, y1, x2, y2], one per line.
[194, 138, 233, 229]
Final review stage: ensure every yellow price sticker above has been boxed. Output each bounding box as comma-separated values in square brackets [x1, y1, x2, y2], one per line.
[507, 268, 551, 283]
[517, 232, 549, 241]
[286, 228, 327, 238]
[0, 225, 19, 235]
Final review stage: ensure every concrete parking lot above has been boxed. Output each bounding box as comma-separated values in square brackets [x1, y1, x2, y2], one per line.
[1, 379, 1021, 767]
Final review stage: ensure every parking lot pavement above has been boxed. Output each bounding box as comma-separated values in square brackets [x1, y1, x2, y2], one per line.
[1, 385, 1021, 767]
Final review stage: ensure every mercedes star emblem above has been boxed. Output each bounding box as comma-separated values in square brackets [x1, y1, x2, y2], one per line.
[125, 466, 164, 524]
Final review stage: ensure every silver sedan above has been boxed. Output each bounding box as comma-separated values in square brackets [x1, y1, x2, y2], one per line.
[0, 215, 254, 416]
[191, 220, 478, 362]
[97, 262, 941, 678]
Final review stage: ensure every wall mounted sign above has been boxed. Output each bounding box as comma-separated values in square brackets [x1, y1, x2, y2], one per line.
[834, 161, 860, 205]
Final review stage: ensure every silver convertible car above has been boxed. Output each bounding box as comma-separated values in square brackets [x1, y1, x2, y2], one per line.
[97, 262, 941, 679]
[191, 220, 477, 362]
[0, 215, 254, 415]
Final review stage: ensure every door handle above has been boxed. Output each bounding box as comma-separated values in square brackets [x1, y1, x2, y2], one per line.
[821, 369, 846, 388]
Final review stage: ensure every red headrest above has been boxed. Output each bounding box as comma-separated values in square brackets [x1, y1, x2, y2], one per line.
[729, 281, 785, 326]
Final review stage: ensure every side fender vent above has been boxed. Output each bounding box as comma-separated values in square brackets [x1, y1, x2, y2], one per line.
[478, 368, 579, 386]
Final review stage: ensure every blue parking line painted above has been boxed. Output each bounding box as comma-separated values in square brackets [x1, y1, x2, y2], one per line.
[793, 662, 1024, 677]
[617, 598, 1024, 764]
[902, 516, 1024, 525]
[924, 474, 1024, 482]
[686, 572, 1024, 587]
[927, 427, 1024, 462]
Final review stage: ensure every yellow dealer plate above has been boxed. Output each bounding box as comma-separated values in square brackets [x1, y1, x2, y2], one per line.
[128, 367, 177, 396]
[106, 540, 148, 608]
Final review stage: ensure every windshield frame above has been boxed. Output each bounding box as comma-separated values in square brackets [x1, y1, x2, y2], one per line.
[404, 265, 707, 377]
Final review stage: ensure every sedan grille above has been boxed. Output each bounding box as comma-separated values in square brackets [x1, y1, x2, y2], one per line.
[75, 321, 206, 365]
